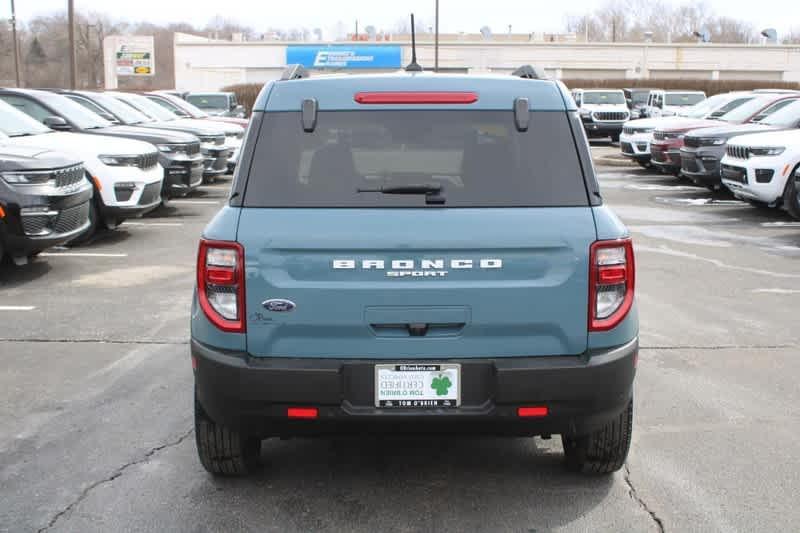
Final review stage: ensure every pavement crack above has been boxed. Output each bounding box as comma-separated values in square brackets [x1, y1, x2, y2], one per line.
[624, 463, 665, 533]
[37, 428, 194, 532]
[0, 338, 187, 345]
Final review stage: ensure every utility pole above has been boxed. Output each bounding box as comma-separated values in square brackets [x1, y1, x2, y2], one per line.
[68, 0, 77, 89]
[10, 0, 21, 86]
[434, 0, 439, 72]
[355, 19, 358, 40]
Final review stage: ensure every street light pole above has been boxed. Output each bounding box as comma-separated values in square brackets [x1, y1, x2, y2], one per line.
[10, 0, 21, 86]
[434, 0, 439, 72]
[68, 0, 77, 89]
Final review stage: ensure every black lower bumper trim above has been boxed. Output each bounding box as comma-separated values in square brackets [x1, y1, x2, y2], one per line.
[192, 338, 638, 438]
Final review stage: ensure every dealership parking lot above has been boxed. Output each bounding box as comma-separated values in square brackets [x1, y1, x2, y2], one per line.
[2, 144, 800, 532]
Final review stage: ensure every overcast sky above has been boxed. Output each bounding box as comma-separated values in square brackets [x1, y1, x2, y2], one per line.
[4, 0, 797, 36]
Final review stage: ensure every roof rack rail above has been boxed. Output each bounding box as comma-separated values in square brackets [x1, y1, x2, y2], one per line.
[512, 65, 548, 80]
[280, 64, 310, 81]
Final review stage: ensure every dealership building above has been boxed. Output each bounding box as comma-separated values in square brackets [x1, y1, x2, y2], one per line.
[172, 32, 800, 91]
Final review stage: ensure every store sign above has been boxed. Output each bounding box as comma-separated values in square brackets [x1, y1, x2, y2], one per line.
[286, 46, 402, 69]
[115, 37, 155, 76]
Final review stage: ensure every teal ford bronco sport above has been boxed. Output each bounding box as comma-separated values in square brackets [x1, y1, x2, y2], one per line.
[190, 64, 638, 476]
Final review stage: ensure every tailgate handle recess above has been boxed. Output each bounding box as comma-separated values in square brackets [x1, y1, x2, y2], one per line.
[370, 322, 466, 337]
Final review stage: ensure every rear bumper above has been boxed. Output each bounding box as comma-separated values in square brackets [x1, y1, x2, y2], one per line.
[192, 337, 638, 438]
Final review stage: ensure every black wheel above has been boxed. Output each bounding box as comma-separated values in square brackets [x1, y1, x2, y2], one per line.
[636, 160, 651, 169]
[783, 166, 800, 220]
[611, 134, 620, 143]
[195, 395, 261, 476]
[562, 399, 633, 474]
[160, 188, 171, 207]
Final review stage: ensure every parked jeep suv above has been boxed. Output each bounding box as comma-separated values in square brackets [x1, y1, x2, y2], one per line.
[186, 92, 245, 118]
[0, 138, 92, 264]
[191, 66, 638, 476]
[572, 89, 630, 141]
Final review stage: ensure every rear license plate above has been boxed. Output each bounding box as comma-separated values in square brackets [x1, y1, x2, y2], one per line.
[375, 364, 461, 408]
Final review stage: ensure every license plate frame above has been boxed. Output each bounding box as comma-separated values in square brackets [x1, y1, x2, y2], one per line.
[374, 363, 461, 408]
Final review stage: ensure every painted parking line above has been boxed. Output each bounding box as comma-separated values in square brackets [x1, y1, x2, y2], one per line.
[752, 288, 800, 294]
[169, 200, 221, 205]
[761, 222, 800, 228]
[654, 197, 747, 207]
[39, 252, 128, 258]
[0, 306, 36, 311]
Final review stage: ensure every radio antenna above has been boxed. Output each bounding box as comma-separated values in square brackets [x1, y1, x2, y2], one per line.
[405, 13, 423, 72]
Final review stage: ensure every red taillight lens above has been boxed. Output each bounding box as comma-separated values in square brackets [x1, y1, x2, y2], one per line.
[517, 406, 548, 418]
[197, 239, 246, 333]
[589, 238, 635, 332]
[354, 91, 479, 105]
[287, 407, 318, 419]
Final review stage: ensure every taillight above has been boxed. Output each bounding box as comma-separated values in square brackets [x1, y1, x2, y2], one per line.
[589, 238, 635, 332]
[197, 239, 246, 333]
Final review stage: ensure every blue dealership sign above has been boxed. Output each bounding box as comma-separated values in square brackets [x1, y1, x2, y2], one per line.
[286, 45, 402, 69]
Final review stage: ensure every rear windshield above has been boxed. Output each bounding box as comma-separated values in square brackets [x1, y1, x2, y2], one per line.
[187, 94, 229, 109]
[243, 110, 589, 208]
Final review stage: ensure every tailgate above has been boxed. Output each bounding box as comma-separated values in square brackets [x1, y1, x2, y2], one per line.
[238, 208, 596, 358]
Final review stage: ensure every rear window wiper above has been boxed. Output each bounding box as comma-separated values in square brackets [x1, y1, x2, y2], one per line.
[357, 184, 446, 204]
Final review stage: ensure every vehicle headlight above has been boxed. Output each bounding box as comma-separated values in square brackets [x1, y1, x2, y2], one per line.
[580, 109, 592, 116]
[749, 147, 785, 157]
[99, 155, 141, 167]
[0, 171, 53, 185]
[700, 138, 726, 146]
[156, 144, 174, 153]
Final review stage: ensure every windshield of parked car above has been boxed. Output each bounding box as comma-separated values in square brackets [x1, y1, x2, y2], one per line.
[89, 92, 153, 125]
[167, 96, 209, 118]
[244, 110, 590, 208]
[757, 99, 800, 127]
[665, 93, 705, 106]
[115, 93, 178, 122]
[0, 100, 53, 136]
[187, 94, 229, 110]
[630, 92, 650, 105]
[151, 94, 208, 119]
[35, 91, 113, 130]
[581, 91, 625, 105]
[718, 96, 781, 123]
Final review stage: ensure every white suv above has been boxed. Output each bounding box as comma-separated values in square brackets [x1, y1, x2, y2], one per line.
[643, 90, 706, 118]
[572, 89, 630, 141]
[721, 128, 800, 219]
[0, 100, 164, 236]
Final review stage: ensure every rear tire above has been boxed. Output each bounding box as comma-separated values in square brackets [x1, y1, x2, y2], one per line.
[562, 399, 633, 474]
[195, 395, 261, 476]
[70, 198, 100, 245]
[783, 166, 800, 220]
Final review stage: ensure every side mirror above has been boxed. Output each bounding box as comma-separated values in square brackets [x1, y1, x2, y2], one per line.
[43, 116, 71, 131]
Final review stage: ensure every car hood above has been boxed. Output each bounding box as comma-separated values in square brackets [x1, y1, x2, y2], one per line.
[624, 116, 695, 129]
[684, 123, 776, 139]
[728, 128, 800, 148]
[98, 125, 199, 144]
[172, 118, 242, 135]
[4, 131, 157, 157]
[206, 116, 249, 127]
[656, 119, 722, 133]
[141, 120, 226, 136]
[0, 144, 80, 172]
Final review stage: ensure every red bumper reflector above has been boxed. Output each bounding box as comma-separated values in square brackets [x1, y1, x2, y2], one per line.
[287, 407, 318, 419]
[354, 91, 478, 105]
[517, 406, 548, 418]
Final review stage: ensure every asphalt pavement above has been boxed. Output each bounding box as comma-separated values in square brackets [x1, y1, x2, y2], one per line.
[1, 146, 799, 532]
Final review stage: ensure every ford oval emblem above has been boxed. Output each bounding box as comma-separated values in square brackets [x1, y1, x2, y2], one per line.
[262, 299, 296, 313]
